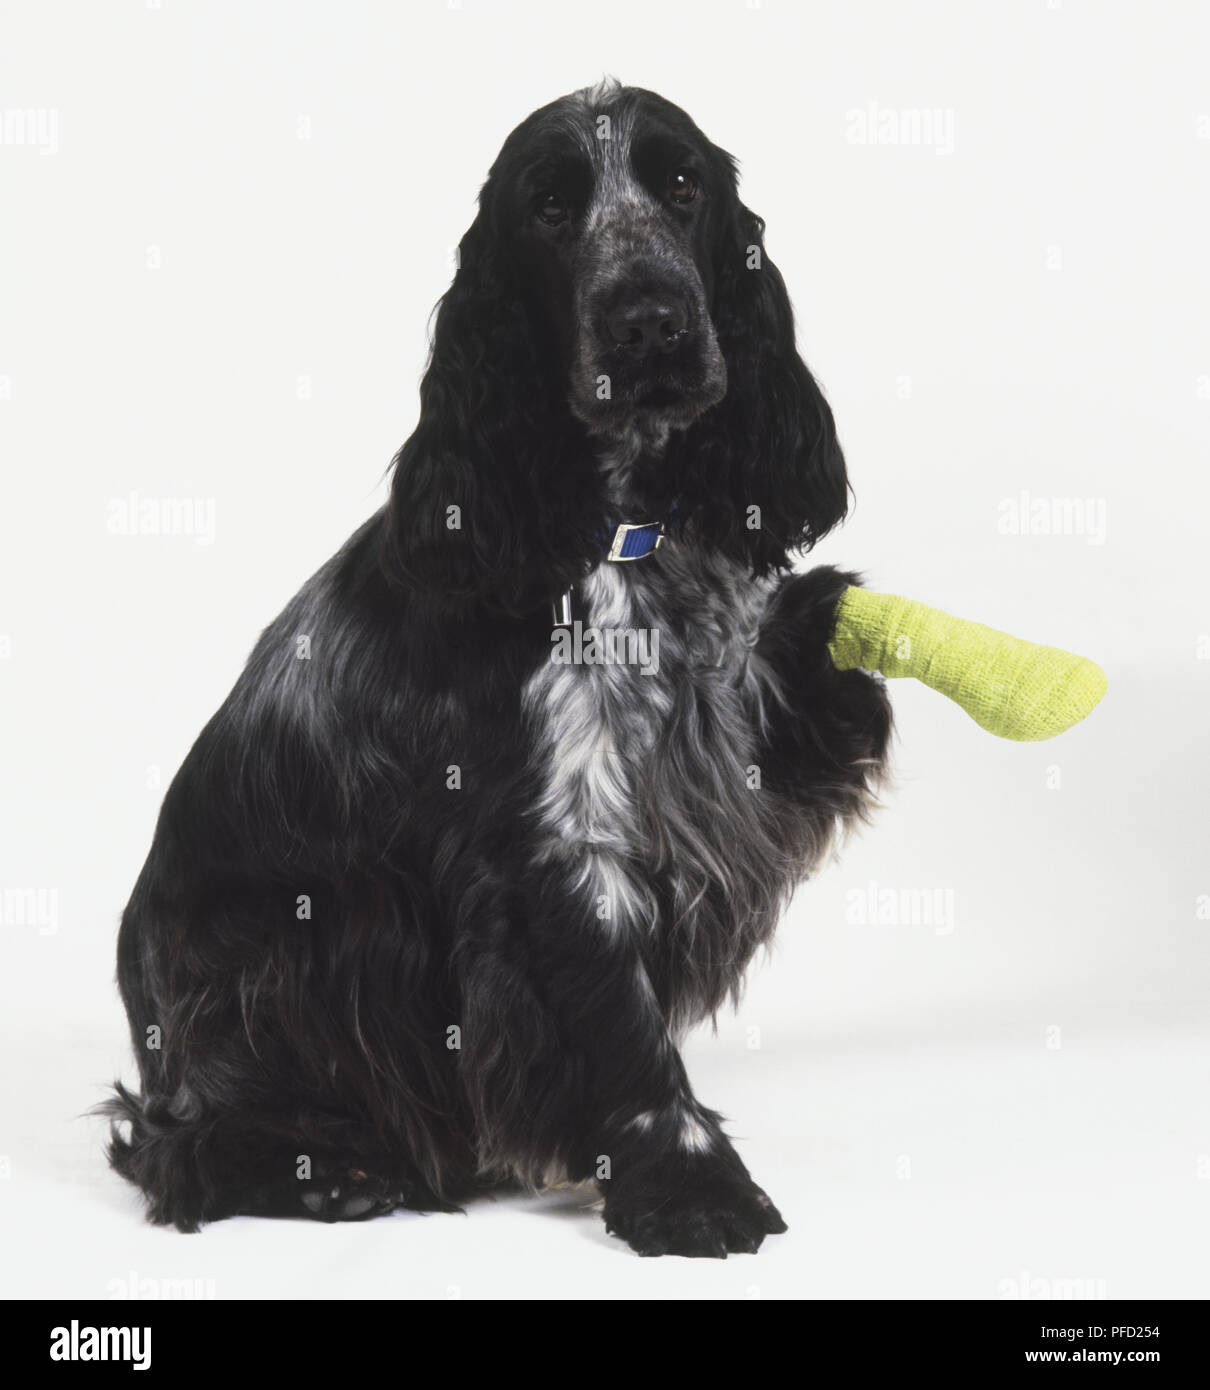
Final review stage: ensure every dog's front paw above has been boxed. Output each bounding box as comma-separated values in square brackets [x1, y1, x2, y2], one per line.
[603, 1163, 787, 1259]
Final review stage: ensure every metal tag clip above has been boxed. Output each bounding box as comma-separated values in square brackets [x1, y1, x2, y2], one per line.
[552, 587, 574, 627]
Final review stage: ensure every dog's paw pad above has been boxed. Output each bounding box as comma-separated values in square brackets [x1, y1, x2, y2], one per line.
[298, 1171, 398, 1223]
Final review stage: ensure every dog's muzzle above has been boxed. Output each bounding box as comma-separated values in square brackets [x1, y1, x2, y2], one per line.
[572, 264, 725, 433]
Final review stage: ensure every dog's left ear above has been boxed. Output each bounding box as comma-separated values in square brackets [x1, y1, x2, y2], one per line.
[667, 192, 850, 571]
[381, 185, 602, 618]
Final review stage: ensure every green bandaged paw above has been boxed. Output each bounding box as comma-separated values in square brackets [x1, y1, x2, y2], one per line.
[827, 586, 1107, 742]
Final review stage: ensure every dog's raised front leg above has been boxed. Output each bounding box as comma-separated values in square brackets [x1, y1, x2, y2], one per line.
[753, 565, 894, 814]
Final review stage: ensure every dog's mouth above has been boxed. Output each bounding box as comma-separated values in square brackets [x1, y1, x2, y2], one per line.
[570, 311, 727, 436]
[630, 381, 683, 411]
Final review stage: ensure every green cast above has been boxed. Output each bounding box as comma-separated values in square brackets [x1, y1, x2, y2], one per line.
[827, 586, 1107, 741]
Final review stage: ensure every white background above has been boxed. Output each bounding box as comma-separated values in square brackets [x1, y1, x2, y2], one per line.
[1, 0, 1208, 1300]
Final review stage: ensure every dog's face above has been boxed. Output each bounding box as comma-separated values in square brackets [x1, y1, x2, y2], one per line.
[387, 81, 850, 613]
[499, 85, 731, 437]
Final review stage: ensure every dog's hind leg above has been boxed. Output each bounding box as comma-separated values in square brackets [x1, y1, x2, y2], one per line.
[103, 1079, 294, 1232]
[105, 1076, 464, 1230]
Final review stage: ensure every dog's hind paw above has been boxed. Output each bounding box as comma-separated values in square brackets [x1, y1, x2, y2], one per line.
[297, 1170, 403, 1223]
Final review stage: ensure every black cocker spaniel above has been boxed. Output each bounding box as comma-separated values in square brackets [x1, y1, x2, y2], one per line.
[105, 80, 890, 1258]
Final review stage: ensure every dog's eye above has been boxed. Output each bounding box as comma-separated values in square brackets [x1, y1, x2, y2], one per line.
[668, 170, 698, 205]
[536, 193, 570, 226]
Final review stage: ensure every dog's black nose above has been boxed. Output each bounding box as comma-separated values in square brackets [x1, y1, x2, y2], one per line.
[606, 297, 689, 358]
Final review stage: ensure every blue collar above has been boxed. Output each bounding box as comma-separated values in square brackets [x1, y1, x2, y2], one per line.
[597, 497, 680, 562]
[552, 502, 678, 626]
[600, 517, 666, 562]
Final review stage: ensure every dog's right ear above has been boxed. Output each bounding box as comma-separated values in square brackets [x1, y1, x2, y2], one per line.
[381, 185, 602, 619]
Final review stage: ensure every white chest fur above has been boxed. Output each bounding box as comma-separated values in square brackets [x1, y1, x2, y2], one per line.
[521, 547, 776, 940]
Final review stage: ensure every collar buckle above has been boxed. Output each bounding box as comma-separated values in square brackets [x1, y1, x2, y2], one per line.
[606, 519, 665, 562]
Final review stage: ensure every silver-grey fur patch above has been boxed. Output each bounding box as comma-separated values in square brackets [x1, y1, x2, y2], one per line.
[522, 489, 869, 1039]
[560, 83, 726, 433]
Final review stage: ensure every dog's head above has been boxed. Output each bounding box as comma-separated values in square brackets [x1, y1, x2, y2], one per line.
[385, 81, 849, 615]
[510, 86, 729, 437]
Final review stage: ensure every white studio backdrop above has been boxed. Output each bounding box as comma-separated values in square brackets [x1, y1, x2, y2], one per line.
[1, 0, 1207, 1299]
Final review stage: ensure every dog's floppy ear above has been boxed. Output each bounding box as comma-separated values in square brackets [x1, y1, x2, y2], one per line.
[382, 185, 601, 617]
[667, 192, 850, 572]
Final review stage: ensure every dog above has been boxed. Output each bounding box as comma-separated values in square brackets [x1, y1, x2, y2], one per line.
[104, 79, 891, 1258]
